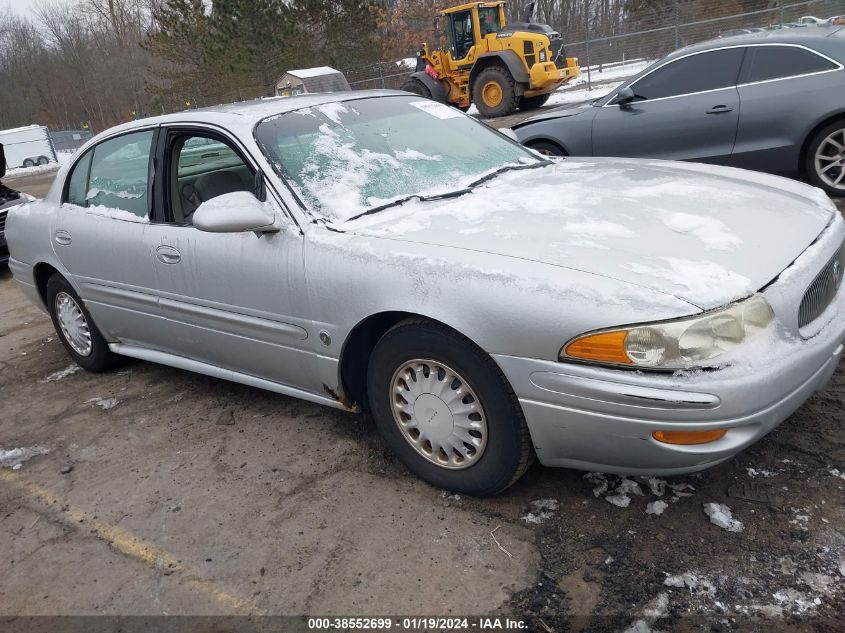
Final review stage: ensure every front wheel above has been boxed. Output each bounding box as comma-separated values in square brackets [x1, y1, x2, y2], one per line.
[472, 66, 520, 118]
[527, 140, 567, 157]
[22, 159, 35, 168]
[46, 274, 117, 372]
[806, 120, 845, 197]
[37, 156, 50, 166]
[367, 318, 533, 496]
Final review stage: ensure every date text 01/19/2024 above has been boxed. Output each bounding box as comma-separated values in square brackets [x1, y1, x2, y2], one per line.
[306, 617, 528, 630]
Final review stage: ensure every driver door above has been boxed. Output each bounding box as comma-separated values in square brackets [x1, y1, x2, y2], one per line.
[591, 47, 746, 164]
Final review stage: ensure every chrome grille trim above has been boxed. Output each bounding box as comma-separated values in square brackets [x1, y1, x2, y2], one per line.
[798, 242, 845, 329]
[0, 210, 7, 233]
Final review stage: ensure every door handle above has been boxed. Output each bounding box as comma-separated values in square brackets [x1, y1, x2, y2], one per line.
[54, 230, 72, 246]
[706, 105, 733, 114]
[156, 245, 182, 265]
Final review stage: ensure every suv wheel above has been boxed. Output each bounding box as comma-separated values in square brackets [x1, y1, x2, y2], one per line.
[367, 318, 532, 496]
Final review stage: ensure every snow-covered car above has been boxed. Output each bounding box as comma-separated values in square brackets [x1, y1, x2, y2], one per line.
[6, 91, 845, 495]
[0, 143, 26, 266]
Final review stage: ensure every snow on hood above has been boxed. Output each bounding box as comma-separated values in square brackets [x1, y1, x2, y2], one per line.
[342, 158, 838, 310]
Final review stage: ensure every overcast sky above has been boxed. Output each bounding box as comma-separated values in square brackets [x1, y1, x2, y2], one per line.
[0, 0, 75, 19]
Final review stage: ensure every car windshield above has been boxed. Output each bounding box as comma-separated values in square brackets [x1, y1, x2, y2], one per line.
[254, 95, 541, 223]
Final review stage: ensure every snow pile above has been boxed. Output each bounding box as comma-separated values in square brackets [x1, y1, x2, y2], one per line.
[703, 503, 744, 533]
[40, 365, 81, 383]
[646, 500, 669, 516]
[521, 498, 559, 524]
[664, 572, 715, 594]
[86, 397, 119, 410]
[62, 203, 149, 224]
[661, 212, 742, 251]
[0, 446, 50, 470]
[585, 473, 695, 513]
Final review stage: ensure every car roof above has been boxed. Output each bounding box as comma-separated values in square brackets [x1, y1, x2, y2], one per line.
[669, 25, 845, 60]
[100, 89, 407, 138]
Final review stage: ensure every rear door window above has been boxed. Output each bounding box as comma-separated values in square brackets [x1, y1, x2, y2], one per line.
[86, 131, 154, 218]
[742, 45, 838, 83]
[622, 48, 746, 102]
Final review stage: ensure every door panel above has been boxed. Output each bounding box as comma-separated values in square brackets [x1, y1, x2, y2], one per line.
[591, 88, 741, 164]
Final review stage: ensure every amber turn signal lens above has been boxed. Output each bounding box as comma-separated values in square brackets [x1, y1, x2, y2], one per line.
[652, 429, 727, 445]
[564, 331, 632, 365]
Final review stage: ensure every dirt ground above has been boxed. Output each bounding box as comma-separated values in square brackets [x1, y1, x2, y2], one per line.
[1, 169, 843, 631]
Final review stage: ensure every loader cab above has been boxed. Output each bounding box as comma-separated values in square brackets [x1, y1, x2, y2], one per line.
[443, 2, 508, 62]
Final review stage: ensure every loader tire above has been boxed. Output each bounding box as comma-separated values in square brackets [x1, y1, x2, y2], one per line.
[400, 78, 432, 99]
[519, 94, 550, 111]
[473, 66, 519, 118]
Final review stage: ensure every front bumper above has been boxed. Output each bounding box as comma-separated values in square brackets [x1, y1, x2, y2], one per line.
[495, 218, 845, 475]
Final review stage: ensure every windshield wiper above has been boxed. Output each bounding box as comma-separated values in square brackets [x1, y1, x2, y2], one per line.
[342, 160, 550, 224]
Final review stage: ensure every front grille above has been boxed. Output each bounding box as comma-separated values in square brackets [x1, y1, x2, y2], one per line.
[798, 242, 845, 329]
[0, 210, 7, 234]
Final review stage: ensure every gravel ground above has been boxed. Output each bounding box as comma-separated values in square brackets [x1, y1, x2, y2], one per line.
[1, 172, 843, 630]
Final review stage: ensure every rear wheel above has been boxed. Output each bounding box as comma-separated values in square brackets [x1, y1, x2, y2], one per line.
[806, 120, 845, 197]
[400, 77, 432, 99]
[367, 318, 532, 496]
[527, 140, 567, 157]
[46, 274, 117, 372]
[472, 66, 519, 118]
[519, 94, 551, 111]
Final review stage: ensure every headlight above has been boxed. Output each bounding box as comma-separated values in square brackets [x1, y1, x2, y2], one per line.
[561, 295, 774, 370]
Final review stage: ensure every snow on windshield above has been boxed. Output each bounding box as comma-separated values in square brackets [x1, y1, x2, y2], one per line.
[255, 97, 540, 222]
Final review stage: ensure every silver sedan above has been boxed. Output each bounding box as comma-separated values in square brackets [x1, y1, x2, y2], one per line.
[6, 91, 845, 495]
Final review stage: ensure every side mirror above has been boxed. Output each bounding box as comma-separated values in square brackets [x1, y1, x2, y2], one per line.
[615, 87, 636, 106]
[193, 191, 279, 234]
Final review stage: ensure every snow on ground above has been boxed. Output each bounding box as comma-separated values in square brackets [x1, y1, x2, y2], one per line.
[85, 396, 119, 410]
[5, 150, 73, 177]
[40, 364, 81, 383]
[521, 498, 559, 524]
[0, 446, 50, 470]
[703, 502, 745, 533]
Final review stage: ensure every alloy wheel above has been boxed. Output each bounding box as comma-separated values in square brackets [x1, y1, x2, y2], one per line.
[55, 291, 93, 357]
[389, 359, 488, 470]
[814, 128, 845, 191]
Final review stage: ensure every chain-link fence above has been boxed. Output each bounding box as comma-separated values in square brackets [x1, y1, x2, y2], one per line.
[346, 0, 845, 93]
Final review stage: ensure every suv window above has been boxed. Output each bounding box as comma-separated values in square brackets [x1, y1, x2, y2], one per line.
[170, 133, 253, 224]
[86, 131, 154, 218]
[622, 48, 746, 102]
[743, 45, 837, 83]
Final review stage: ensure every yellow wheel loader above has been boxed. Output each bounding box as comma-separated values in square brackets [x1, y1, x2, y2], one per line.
[400, 1, 580, 118]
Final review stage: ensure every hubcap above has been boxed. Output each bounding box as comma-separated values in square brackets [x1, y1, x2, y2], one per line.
[390, 359, 487, 470]
[815, 128, 845, 190]
[55, 292, 92, 357]
[482, 81, 503, 108]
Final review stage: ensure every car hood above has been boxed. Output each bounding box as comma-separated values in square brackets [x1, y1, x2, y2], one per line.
[514, 104, 595, 127]
[341, 158, 838, 310]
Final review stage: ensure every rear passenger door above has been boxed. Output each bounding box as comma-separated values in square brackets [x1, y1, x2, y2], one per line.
[731, 44, 842, 173]
[592, 47, 746, 164]
[53, 128, 177, 349]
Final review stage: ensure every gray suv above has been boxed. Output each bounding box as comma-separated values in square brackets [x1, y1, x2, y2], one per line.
[1, 143, 25, 266]
[513, 28, 845, 196]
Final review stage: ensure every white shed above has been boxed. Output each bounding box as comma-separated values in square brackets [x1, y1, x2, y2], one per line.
[274, 67, 351, 97]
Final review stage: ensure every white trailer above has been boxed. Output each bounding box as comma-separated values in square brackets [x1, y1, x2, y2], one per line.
[0, 125, 56, 169]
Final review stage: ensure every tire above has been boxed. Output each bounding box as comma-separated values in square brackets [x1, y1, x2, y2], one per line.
[472, 65, 520, 118]
[22, 159, 35, 168]
[367, 318, 533, 496]
[805, 120, 845, 197]
[37, 156, 50, 166]
[519, 94, 551, 110]
[46, 273, 117, 372]
[400, 77, 432, 99]
[527, 140, 567, 157]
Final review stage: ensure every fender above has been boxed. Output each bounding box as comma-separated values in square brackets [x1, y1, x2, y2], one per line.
[406, 71, 449, 104]
[471, 51, 531, 87]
